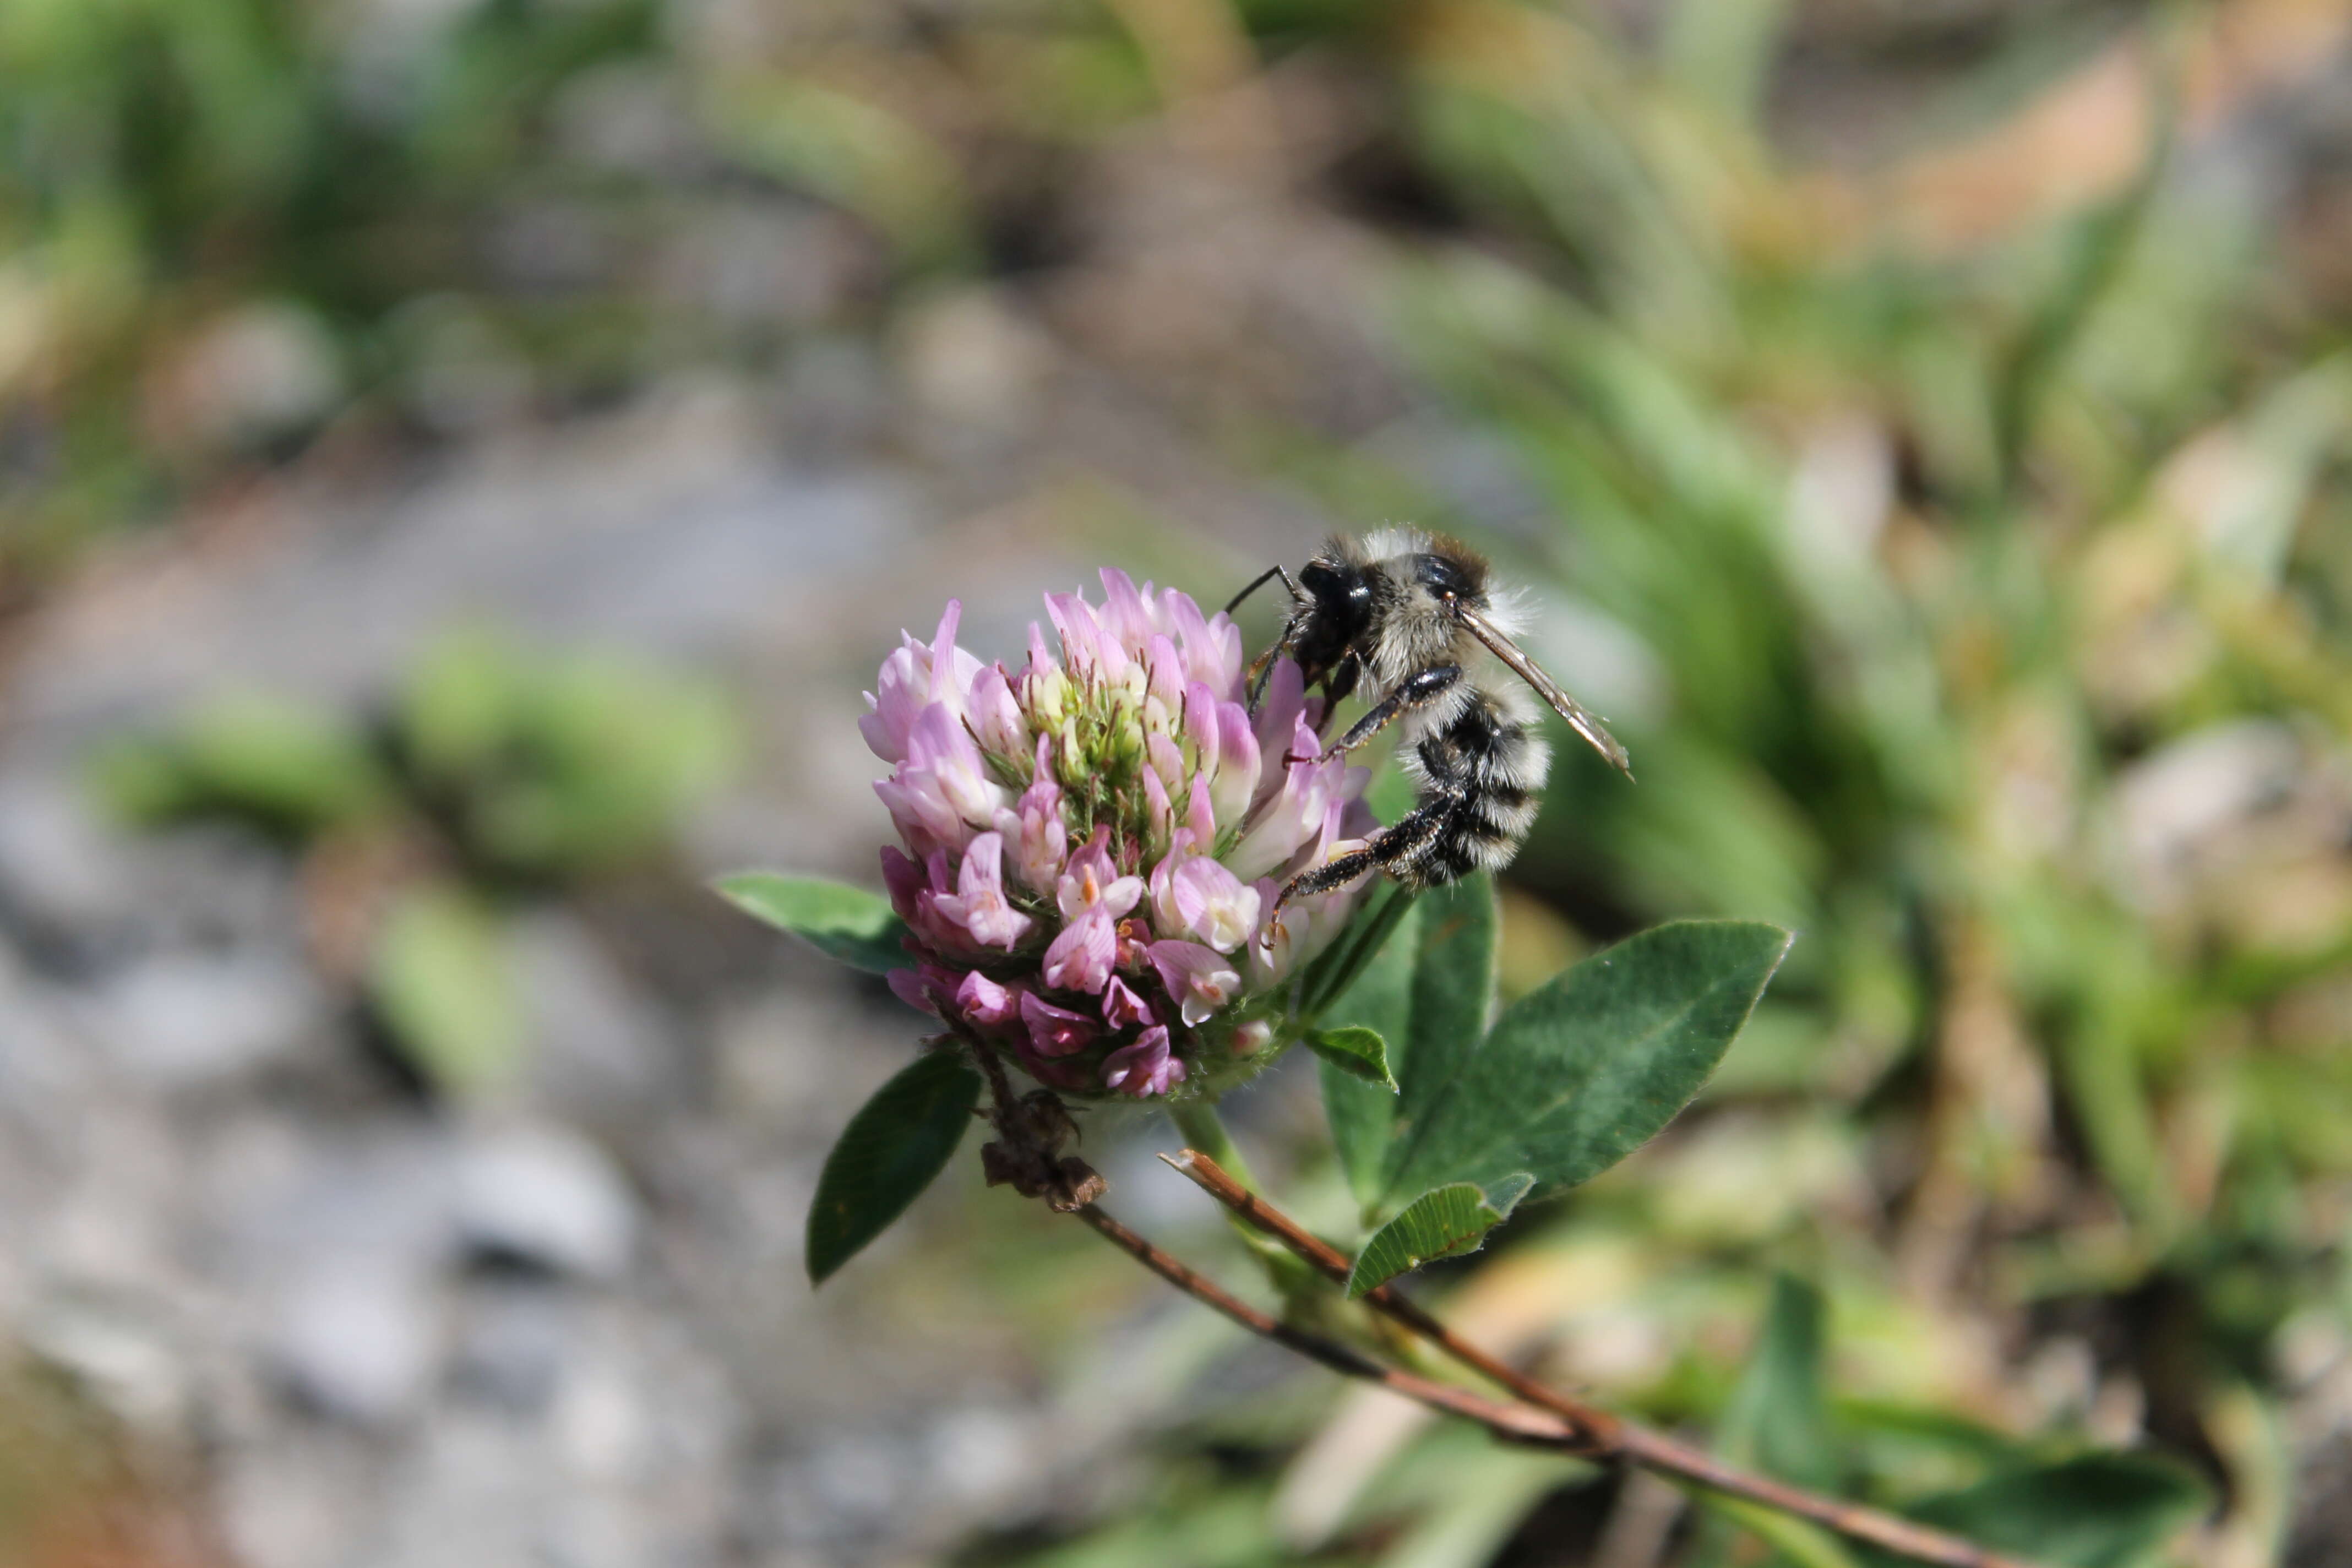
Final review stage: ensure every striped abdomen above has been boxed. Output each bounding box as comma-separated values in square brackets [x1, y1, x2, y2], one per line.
[1395, 688, 1551, 889]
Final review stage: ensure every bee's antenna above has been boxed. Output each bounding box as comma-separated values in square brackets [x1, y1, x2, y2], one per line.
[1223, 564, 1300, 618]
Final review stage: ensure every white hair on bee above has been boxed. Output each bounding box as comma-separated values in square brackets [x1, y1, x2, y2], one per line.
[1352, 526, 1434, 564]
[1471, 578, 1532, 640]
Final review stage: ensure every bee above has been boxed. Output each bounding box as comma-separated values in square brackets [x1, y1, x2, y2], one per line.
[1226, 529, 1632, 910]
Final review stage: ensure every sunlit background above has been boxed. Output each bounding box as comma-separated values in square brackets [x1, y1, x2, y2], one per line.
[2, 0, 2351, 1563]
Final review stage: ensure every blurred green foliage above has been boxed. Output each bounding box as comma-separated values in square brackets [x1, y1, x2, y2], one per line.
[94, 628, 737, 1091]
[0, 0, 659, 566]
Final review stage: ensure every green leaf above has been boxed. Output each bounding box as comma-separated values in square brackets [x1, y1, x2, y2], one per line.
[1307, 1026, 1396, 1091]
[1320, 877, 1498, 1216]
[1347, 1174, 1533, 1298]
[1318, 896, 1424, 1207]
[367, 883, 522, 1096]
[1719, 1273, 1838, 1491]
[1300, 882, 1418, 1020]
[1394, 875, 1501, 1141]
[716, 872, 910, 974]
[1859, 1454, 2209, 1568]
[807, 1049, 983, 1285]
[1383, 919, 1794, 1204]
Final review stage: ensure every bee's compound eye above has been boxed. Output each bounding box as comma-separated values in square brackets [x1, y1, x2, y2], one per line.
[1299, 562, 1346, 596]
[1414, 553, 1472, 601]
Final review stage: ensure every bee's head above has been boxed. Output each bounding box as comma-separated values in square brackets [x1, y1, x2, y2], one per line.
[1298, 557, 1369, 611]
[1289, 554, 1377, 673]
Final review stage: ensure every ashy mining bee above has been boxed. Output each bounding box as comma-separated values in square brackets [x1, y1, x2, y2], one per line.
[1227, 529, 1632, 910]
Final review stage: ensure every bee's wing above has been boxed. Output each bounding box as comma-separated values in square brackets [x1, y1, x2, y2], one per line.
[1456, 605, 1635, 778]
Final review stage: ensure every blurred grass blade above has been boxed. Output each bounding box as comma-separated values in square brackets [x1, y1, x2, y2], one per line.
[367, 881, 522, 1096]
[1858, 1453, 2209, 1568]
[1718, 1273, 1838, 1490]
[1697, 1494, 1863, 1568]
[1659, 0, 1789, 128]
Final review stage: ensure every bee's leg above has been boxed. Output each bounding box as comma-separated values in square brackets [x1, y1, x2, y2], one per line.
[1298, 664, 1461, 764]
[1246, 613, 1305, 713]
[1244, 639, 1286, 712]
[1273, 792, 1458, 912]
[1314, 653, 1363, 737]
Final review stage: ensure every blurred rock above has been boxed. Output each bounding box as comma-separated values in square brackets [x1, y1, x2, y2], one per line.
[81, 951, 324, 1088]
[9, 395, 923, 740]
[924, 1405, 1037, 1513]
[391, 297, 537, 435]
[449, 1282, 576, 1415]
[226, 1126, 461, 1287]
[657, 203, 870, 330]
[453, 1124, 637, 1281]
[217, 1435, 379, 1568]
[267, 1261, 443, 1425]
[2119, 720, 2301, 858]
[20, 1291, 194, 1437]
[513, 912, 676, 1131]
[0, 770, 140, 937]
[898, 288, 1055, 440]
[143, 303, 344, 456]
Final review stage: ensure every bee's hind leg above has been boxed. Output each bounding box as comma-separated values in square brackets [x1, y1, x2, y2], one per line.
[1272, 793, 1458, 917]
[1299, 664, 1462, 765]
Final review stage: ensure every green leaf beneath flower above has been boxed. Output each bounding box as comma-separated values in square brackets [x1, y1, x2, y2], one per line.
[1346, 1174, 1533, 1298]
[1319, 876, 1496, 1215]
[807, 1049, 982, 1285]
[1316, 895, 1424, 1208]
[1382, 918, 1794, 1204]
[1305, 1025, 1396, 1091]
[1393, 875, 1500, 1139]
[1298, 882, 1418, 1020]
[716, 872, 910, 974]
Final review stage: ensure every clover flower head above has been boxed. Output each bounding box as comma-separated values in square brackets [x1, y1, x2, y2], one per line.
[867, 571, 1375, 1097]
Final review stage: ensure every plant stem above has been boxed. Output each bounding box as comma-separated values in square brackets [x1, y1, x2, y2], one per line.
[1157, 1149, 2041, 1568]
[1070, 1203, 1567, 1442]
